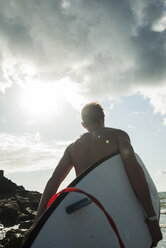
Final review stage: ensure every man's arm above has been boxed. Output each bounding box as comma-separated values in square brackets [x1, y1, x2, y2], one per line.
[22, 147, 73, 246]
[33, 146, 73, 225]
[118, 131, 162, 247]
[118, 131, 156, 217]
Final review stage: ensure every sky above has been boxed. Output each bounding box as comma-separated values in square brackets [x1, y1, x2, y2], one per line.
[0, 0, 166, 193]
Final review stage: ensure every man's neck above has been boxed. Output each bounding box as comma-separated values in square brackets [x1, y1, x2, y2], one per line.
[88, 124, 104, 132]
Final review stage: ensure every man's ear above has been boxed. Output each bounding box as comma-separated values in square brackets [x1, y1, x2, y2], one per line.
[81, 122, 87, 129]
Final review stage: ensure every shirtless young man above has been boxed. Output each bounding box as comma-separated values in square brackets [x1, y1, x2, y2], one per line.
[24, 102, 162, 247]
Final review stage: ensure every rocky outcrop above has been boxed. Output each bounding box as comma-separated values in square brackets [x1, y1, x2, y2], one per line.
[0, 229, 25, 248]
[0, 171, 41, 248]
[0, 191, 40, 227]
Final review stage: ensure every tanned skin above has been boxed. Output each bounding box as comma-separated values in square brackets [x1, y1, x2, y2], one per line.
[22, 118, 162, 247]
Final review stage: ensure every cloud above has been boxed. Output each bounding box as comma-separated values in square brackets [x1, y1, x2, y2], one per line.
[153, 13, 166, 32]
[139, 84, 166, 116]
[128, 124, 134, 130]
[163, 118, 166, 126]
[0, 0, 166, 112]
[0, 132, 72, 173]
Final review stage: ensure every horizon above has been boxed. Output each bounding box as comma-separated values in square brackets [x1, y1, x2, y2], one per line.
[1, 169, 166, 194]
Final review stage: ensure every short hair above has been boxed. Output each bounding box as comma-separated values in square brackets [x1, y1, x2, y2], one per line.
[81, 102, 105, 127]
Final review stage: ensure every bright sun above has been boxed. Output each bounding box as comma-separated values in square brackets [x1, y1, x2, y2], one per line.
[19, 78, 83, 120]
[20, 82, 65, 119]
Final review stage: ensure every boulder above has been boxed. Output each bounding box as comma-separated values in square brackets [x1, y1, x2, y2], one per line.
[19, 220, 33, 229]
[0, 173, 42, 247]
[0, 228, 25, 248]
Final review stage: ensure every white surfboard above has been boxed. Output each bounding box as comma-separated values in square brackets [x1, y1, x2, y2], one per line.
[23, 153, 160, 248]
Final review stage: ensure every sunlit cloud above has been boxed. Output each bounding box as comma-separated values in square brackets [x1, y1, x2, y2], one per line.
[18, 77, 86, 120]
[61, 0, 71, 9]
[0, 0, 165, 112]
[128, 124, 134, 130]
[110, 103, 114, 110]
[0, 118, 7, 125]
[138, 85, 166, 126]
[26, 120, 37, 125]
[0, 132, 72, 173]
[163, 118, 166, 127]
[152, 13, 166, 32]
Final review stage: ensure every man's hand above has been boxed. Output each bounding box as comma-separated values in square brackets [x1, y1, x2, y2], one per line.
[23, 228, 32, 243]
[21, 225, 34, 247]
[146, 219, 163, 247]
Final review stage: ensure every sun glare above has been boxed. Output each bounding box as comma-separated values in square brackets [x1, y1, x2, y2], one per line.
[20, 83, 63, 119]
[19, 78, 83, 120]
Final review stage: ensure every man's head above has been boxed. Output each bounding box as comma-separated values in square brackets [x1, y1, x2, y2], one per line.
[81, 102, 105, 131]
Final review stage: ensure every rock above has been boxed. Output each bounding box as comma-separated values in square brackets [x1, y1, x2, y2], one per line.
[0, 175, 41, 227]
[0, 170, 4, 178]
[0, 200, 19, 226]
[19, 220, 33, 229]
[0, 176, 23, 197]
[0, 173, 42, 247]
[0, 228, 25, 248]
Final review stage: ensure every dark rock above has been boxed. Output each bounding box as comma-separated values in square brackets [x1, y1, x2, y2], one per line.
[0, 173, 42, 247]
[0, 176, 24, 197]
[0, 200, 19, 226]
[0, 228, 26, 248]
[0, 175, 41, 227]
[0, 170, 4, 178]
[19, 220, 33, 229]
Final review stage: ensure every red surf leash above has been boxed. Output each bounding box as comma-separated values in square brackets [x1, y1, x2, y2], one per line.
[47, 187, 125, 248]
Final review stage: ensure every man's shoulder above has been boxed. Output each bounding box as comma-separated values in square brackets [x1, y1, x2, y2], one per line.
[71, 128, 129, 138]
[67, 133, 89, 149]
[115, 128, 130, 141]
[67, 128, 130, 150]
[73, 133, 90, 144]
[106, 127, 130, 141]
[106, 127, 129, 135]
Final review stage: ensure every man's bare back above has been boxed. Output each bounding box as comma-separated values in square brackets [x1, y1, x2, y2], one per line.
[68, 127, 128, 176]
